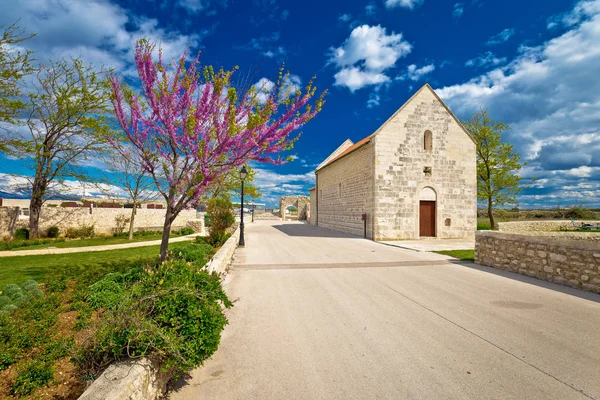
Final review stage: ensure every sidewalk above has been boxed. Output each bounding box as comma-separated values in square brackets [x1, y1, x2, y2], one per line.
[0, 234, 203, 257]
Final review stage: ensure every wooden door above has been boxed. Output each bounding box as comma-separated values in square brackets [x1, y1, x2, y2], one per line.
[420, 201, 436, 237]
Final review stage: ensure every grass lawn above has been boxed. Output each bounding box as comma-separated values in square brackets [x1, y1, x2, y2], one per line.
[0, 241, 192, 287]
[435, 249, 475, 262]
[8, 233, 187, 251]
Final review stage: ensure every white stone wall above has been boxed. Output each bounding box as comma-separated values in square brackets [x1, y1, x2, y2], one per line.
[309, 188, 316, 225]
[476, 231, 600, 294]
[498, 220, 600, 233]
[315, 143, 375, 238]
[373, 86, 477, 240]
[1, 206, 197, 235]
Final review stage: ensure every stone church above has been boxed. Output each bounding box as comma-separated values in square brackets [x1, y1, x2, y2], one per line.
[308, 84, 476, 240]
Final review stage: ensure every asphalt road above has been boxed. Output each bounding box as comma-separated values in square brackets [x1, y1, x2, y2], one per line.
[170, 221, 600, 400]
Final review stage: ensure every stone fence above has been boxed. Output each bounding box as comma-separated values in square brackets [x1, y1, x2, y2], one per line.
[497, 220, 600, 233]
[0, 206, 198, 236]
[475, 231, 600, 294]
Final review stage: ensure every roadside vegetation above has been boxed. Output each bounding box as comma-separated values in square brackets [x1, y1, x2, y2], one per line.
[435, 250, 475, 261]
[1, 227, 195, 252]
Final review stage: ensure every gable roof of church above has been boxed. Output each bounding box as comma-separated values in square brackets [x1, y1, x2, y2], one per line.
[316, 83, 475, 172]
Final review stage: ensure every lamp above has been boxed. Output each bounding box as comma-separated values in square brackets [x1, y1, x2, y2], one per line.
[239, 165, 247, 247]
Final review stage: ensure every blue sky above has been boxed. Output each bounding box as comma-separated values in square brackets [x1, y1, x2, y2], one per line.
[0, 0, 599, 208]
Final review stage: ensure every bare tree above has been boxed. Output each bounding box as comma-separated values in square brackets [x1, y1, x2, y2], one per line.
[106, 148, 159, 239]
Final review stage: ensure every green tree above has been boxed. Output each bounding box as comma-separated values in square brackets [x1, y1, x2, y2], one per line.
[0, 23, 35, 138]
[2, 58, 114, 238]
[463, 110, 524, 230]
[205, 165, 261, 202]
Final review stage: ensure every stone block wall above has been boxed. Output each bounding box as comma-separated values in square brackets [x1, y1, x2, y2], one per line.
[0, 206, 197, 236]
[315, 143, 375, 238]
[373, 87, 477, 240]
[497, 220, 600, 233]
[309, 188, 316, 225]
[476, 231, 600, 294]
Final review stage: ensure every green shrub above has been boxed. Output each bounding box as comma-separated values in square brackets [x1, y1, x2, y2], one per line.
[11, 359, 54, 396]
[46, 276, 67, 293]
[47, 226, 60, 238]
[176, 226, 195, 236]
[174, 241, 215, 264]
[65, 224, 95, 239]
[200, 231, 232, 248]
[204, 213, 211, 227]
[78, 257, 231, 377]
[14, 228, 29, 240]
[0, 237, 66, 251]
[207, 196, 234, 245]
[87, 273, 127, 310]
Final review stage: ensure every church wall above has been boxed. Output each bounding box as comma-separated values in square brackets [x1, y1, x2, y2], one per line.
[373, 88, 477, 240]
[315, 143, 375, 238]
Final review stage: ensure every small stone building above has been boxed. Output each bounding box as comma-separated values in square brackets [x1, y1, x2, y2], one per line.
[309, 84, 476, 240]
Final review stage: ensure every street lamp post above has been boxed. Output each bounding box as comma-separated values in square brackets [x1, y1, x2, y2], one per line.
[251, 200, 255, 223]
[239, 165, 247, 247]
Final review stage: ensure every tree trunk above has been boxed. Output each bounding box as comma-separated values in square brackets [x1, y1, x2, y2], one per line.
[159, 205, 174, 262]
[128, 203, 136, 240]
[487, 196, 496, 231]
[29, 175, 45, 239]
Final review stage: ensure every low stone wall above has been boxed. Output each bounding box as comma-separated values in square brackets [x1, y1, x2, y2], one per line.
[507, 231, 600, 241]
[78, 358, 169, 400]
[475, 231, 600, 294]
[0, 206, 197, 235]
[204, 224, 240, 275]
[497, 220, 600, 233]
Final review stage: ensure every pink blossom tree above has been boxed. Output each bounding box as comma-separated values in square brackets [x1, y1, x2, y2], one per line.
[110, 40, 325, 261]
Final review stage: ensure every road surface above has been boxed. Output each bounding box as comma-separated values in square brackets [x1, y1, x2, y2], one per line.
[170, 221, 600, 400]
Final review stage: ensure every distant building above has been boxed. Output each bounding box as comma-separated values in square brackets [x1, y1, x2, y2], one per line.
[309, 84, 476, 240]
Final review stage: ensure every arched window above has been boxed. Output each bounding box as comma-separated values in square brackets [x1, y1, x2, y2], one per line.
[424, 130, 432, 152]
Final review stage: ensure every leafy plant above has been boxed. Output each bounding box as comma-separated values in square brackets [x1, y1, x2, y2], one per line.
[65, 224, 95, 239]
[47, 226, 60, 238]
[175, 226, 195, 236]
[14, 228, 29, 240]
[11, 359, 54, 396]
[207, 196, 235, 245]
[112, 214, 130, 235]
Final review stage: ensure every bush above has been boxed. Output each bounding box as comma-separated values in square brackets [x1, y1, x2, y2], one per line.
[112, 215, 130, 235]
[175, 226, 195, 236]
[78, 257, 231, 377]
[65, 224, 95, 239]
[0, 237, 66, 251]
[174, 241, 215, 264]
[207, 196, 234, 245]
[199, 231, 232, 248]
[47, 226, 60, 238]
[14, 228, 29, 240]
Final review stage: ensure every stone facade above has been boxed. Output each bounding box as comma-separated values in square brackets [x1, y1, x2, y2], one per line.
[279, 196, 310, 221]
[311, 84, 477, 240]
[314, 143, 375, 238]
[0, 206, 197, 236]
[476, 231, 600, 294]
[498, 220, 600, 233]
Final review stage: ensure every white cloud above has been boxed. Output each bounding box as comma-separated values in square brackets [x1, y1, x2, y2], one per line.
[486, 28, 515, 46]
[177, 0, 228, 15]
[438, 0, 600, 207]
[329, 25, 412, 92]
[0, 0, 203, 73]
[547, 0, 600, 28]
[402, 63, 435, 81]
[251, 167, 315, 206]
[367, 92, 381, 108]
[453, 3, 464, 18]
[0, 173, 132, 200]
[365, 3, 377, 15]
[339, 13, 352, 22]
[333, 68, 389, 92]
[465, 51, 507, 68]
[384, 0, 424, 10]
[252, 78, 276, 104]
